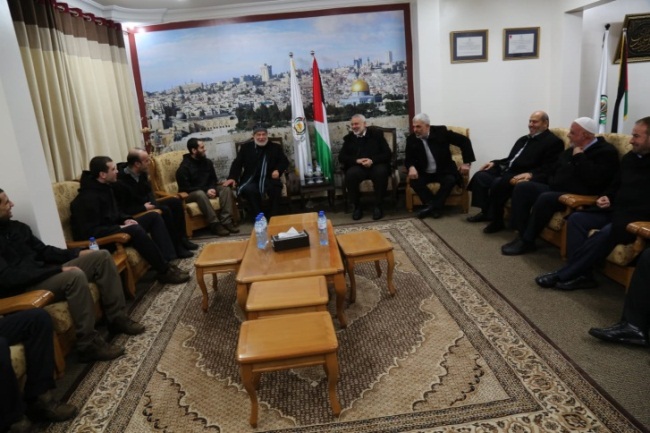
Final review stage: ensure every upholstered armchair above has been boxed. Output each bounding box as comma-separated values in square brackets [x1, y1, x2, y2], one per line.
[342, 126, 400, 212]
[0, 288, 96, 378]
[52, 181, 148, 298]
[149, 150, 238, 236]
[405, 126, 471, 213]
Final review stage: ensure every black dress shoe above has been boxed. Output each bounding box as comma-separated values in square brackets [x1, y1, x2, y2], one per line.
[175, 246, 194, 259]
[372, 207, 384, 220]
[501, 238, 536, 256]
[181, 237, 199, 251]
[418, 204, 435, 219]
[535, 272, 560, 288]
[589, 321, 649, 346]
[483, 221, 505, 234]
[467, 212, 490, 223]
[555, 275, 597, 291]
[431, 210, 442, 219]
[352, 206, 363, 221]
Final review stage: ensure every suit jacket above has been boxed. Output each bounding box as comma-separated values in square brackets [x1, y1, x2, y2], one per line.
[548, 137, 619, 195]
[493, 129, 564, 183]
[176, 154, 219, 193]
[338, 127, 391, 171]
[404, 125, 475, 178]
[227, 140, 289, 185]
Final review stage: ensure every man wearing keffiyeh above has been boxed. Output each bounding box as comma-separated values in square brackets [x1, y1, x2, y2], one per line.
[224, 127, 289, 221]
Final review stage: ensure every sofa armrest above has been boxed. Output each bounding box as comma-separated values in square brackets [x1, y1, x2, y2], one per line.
[65, 232, 131, 250]
[558, 194, 598, 208]
[0, 290, 54, 315]
[133, 209, 163, 218]
[627, 221, 650, 238]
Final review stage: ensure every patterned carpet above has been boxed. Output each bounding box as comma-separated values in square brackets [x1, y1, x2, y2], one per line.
[49, 218, 643, 432]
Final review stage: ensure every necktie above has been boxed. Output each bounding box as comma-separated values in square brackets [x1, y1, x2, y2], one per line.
[508, 136, 531, 170]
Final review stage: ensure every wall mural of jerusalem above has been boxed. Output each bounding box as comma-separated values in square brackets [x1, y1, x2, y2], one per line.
[134, 7, 412, 185]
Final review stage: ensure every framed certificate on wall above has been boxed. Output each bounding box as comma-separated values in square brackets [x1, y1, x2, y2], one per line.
[450, 30, 488, 63]
[503, 27, 540, 60]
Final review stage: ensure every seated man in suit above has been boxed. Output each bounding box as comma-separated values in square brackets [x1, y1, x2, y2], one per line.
[502, 117, 619, 255]
[176, 138, 238, 237]
[0, 187, 139, 363]
[536, 117, 650, 290]
[467, 110, 564, 233]
[70, 157, 190, 285]
[1, 310, 77, 432]
[339, 114, 392, 221]
[405, 113, 475, 219]
[113, 148, 198, 259]
[588, 247, 650, 346]
[223, 126, 289, 221]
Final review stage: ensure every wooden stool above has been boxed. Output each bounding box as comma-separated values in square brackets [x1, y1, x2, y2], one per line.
[336, 230, 396, 303]
[194, 240, 247, 311]
[246, 276, 329, 319]
[236, 311, 341, 427]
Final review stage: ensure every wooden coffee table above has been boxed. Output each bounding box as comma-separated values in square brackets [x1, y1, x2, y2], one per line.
[236, 214, 349, 327]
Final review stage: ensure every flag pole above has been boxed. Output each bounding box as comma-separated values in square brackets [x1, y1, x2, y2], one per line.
[593, 24, 610, 133]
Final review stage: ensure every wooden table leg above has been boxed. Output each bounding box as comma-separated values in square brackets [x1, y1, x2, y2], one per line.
[324, 352, 341, 415]
[333, 272, 348, 328]
[240, 365, 259, 427]
[196, 268, 209, 312]
[386, 250, 396, 296]
[237, 282, 249, 313]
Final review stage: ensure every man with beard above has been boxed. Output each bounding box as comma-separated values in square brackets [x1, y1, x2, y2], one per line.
[223, 126, 289, 220]
[404, 113, 475, 219]
[536, 117, 650, 291]
[70, 156, 190, 285]
[113, 148, 198, 259]
[467, 110, 564, 233]
[176, 138, 238, 237]
[1, 187, 141, 363]
[339, 114, 392, 220]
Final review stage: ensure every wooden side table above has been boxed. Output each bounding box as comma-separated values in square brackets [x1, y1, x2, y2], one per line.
[300, 182, 336, 211]
[194, 240, 247, 312]
[236, 311, 341, 427]
[336, 230, 396, 303]
[246, 275, 329, 319]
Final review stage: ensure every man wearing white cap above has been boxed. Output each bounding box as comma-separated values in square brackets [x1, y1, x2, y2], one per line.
[502, 117, 619, 255]
[536, 116, 650, 290]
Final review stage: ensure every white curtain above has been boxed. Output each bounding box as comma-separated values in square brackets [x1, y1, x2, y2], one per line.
[9, 0, 140, 181]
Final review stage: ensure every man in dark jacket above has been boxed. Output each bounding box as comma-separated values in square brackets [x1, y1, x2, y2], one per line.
[0, 188, 138, 363]
[339, 114, 392, 220]
[70, 156, 190, 285]
[467, 111, 564, 233]
[113, 148, 197, 259]
[1, 310, 78, 431]
[176, 138, 237, 237]
[502, 117, 619, 255]
[405, 113, 475, 219]
[224, 127, 289, 220]
[536, 117, 650, 290]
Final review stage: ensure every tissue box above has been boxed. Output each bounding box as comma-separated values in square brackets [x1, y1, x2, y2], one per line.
[271, 230, 310, 251]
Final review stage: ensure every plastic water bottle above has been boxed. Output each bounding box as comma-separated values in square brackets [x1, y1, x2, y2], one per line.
[254, 214, 267, 250]
[317, 211, 328, 246]
[88, 237, 99, 251]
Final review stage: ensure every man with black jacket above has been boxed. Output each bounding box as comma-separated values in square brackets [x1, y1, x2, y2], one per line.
[70, 156, 190, 285]
[176, 138, 238, 237]
[404, 113, 475, 219]
[113, 148, 197, 259]
[536, 117, 650, 290]
[0, 187, 139, 363]
[224, 126, 289, 220]
[339, 114, 392, 221]
[502, 117, 619, 255]
[467, 111, 564, 233]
